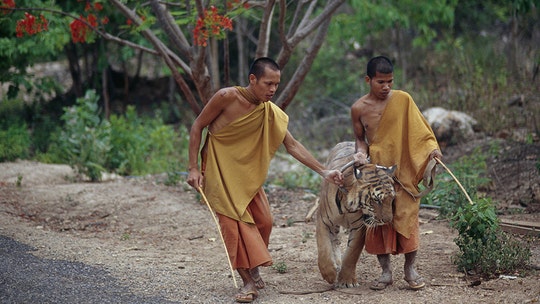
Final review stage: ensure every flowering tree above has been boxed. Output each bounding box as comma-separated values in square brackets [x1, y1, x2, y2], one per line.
[1, 0, 346, 115]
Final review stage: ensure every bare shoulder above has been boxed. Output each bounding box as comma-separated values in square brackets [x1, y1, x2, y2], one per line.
[351, 94, 369, 112]
[213, 87, 240, 101]
[206, 87, 240, 109]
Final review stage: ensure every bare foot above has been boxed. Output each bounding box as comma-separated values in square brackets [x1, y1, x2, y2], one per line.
[250, 267, 265, 289]
[371, 254, 393, 291]
[370, 280, 393, 290]
[236, 268, 259, 302]
[235, 288, 258, 303]
[403, 251, 425, 289]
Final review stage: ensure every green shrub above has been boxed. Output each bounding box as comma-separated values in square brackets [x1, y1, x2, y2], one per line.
[422, 146, 531, 278]
[451, 198, 531, 278]
[108, 106, 188, 176]
[57, 90, 110, 181]
[422, 147, 491, 218]
[271, 261, 288, 274]
[0, 123, 30, 161]
[451, 198, 499, 241]
[107, 107, 148, 175]
[273, 166, 322, 194]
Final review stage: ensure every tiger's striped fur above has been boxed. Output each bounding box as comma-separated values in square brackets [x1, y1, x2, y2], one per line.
[316, 141, 396, 288]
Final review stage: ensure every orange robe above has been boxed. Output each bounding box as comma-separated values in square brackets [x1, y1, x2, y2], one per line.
[365, 90, 440, 255]
[201, 94, 288, 269]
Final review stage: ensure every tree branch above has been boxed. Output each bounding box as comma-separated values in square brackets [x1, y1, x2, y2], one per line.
[149, 0, 192, 58]
[287, 0, 345, 47]
[3, 7, 160, 56]
[109, 0, 202, 114]
[277, 17, 332, 110]
[255, 0, 276, 58]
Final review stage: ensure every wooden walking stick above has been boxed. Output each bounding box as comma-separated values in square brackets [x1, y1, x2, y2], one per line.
[434, 157, 474, 205]
[197, 186, 238, 289]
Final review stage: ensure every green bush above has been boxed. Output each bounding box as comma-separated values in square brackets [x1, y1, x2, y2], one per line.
[0, 98, 31, 161]
[48, 90, 190, 180]
[57, 90, 111, 181]
[450, 198, 531, 278]
[0, 123, 30, 161]
[271, 261, 288, 274]
[422, 147, 491, 218]
[451, 198, 499, 241]
[108, 106, 188, 176]
[422, 146, 531, 278]
[274, 166, 321, 194]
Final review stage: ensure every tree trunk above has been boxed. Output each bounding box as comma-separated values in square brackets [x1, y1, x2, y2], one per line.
[64, 43, 83, 97]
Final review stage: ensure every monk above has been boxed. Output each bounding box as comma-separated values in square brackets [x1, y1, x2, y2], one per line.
[350, 56, 442, 290]
[187, 57, 343, 303]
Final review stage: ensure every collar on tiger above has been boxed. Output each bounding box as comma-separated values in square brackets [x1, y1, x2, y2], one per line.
[235, 86, 262, 105]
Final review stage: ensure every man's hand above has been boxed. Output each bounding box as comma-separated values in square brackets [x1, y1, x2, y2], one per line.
[429, 149, 443, 161]
[322, 169, 343, 187]
[187, 168, 204, 190]
[353, 151, 370, 165]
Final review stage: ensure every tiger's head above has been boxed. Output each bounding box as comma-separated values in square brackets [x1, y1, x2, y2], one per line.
[339, 162, 396, 227]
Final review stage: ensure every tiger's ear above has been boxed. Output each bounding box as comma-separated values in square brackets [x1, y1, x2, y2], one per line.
[385, 165, 397, 175]
[353, 164, 368, 179]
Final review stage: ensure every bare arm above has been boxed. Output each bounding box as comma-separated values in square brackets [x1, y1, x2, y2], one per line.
[186, 89, 230, 190]
[350, 103, 369, 164]
[282, 131, 343, 185]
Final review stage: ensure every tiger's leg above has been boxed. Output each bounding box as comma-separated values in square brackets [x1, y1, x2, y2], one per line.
[316, 212, 342, 285]
[336, 224, 366, 288]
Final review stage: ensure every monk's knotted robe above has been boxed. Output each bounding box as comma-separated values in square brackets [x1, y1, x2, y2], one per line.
[202, 89, 288, 269]
[365, 90, 440, 255]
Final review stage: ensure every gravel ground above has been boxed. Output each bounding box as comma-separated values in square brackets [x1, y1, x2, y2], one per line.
[1, 137, 539, 304]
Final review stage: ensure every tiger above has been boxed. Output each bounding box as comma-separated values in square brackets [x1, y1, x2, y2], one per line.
[316, 141, 396, 288]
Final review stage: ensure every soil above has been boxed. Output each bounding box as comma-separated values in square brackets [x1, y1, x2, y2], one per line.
[1, 137, 539, 303]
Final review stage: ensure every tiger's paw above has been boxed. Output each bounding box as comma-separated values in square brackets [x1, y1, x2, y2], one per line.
[335, 279, 359, 288]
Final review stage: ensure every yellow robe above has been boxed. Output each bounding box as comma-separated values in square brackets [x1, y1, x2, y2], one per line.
[203, 99, 289, 223]
[368, 90, 440, 238]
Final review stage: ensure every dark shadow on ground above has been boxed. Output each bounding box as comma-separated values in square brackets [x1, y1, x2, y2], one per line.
[0, 235, 180, 304]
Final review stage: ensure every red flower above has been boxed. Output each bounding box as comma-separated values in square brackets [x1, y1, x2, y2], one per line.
[193, 5, 233, 46]
[15, 12, 48, 37]
[2, 0, 15, 8]
[86, 13, 97, 27]
[70, 17, 88, 43]
[93, 2, 103, 11]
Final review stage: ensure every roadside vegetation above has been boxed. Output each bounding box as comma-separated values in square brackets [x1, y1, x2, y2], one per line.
[421, 148, 532, 279]
[1, 0, 538, 279]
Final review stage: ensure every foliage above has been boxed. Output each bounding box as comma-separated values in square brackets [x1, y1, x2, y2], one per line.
[108, 106, 187, 176]
[1, 0, 346, 117]
[193, 5, 233, 47]
[0, 123, 30, 161]
[47, 89, 189, 179]
[451, 198, 500, 241]
[164, 163, 187, 187]
[422, 148, 490, 217]
[271, 261, 288, 274]
[450, 199, 532, 278]
[273, 165, 322, 194]
[419, 142, 532, 278]
[421, 147, 491, 218]
[57, 89, 111, 181]
[345, 0, 457, 48]
[294, 0, 539, 148]
[0, 0, 70, 99]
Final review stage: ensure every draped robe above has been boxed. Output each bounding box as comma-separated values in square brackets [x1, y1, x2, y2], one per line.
[202, 95, 288, 223]
[365, 90, 440, 254]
